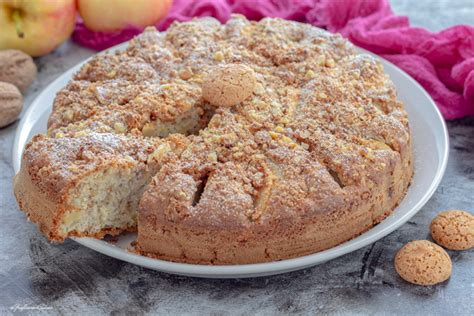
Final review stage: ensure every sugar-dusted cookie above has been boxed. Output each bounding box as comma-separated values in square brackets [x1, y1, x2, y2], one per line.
[431, 210, 474, 250]
[395, 240, 452, 285]
[202, 64, 256, 108]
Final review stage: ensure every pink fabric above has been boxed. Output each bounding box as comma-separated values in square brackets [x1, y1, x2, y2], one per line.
[72, 0, 474, 119]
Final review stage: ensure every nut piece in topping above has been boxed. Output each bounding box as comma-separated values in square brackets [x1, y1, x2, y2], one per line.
[0, 82, 23, 128]
[0, 50, 37, 93]
[430, 210, 474, 250]
[202, 64, 256, 108]
[179, 67, 193, 80]
[394, 240, 452, 286]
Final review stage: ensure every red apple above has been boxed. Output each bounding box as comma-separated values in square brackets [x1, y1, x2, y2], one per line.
[0, 0, 77, 57]
[78, 0, 172, 32]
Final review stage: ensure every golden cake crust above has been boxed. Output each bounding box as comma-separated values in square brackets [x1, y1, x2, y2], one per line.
[15, 15, 413, 264]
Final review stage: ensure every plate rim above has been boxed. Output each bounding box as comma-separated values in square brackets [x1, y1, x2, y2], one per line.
[12, 43, 449, 278]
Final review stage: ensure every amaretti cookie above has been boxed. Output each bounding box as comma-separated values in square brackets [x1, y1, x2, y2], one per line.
[202, 64, 256, 107]
[395, 240, 452, 285]
[430, 210, 474, 250]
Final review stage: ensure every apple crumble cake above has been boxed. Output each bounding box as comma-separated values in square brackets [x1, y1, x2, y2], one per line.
[14, 15, 412, 264]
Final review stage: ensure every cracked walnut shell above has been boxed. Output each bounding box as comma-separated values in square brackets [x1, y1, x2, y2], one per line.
[0, 82, 23, 128]
[0, 50, 37, 93]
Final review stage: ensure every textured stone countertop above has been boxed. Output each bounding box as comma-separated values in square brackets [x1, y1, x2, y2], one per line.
[0, 1, 473, 315]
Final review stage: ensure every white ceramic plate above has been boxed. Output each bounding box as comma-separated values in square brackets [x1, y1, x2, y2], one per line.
[12, 44, 449, 278]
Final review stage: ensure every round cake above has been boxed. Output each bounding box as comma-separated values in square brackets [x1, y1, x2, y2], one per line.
[14, 15, 413, 264]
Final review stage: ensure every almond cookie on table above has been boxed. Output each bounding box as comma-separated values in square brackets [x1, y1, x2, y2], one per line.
[430, 210, 474, 250]
[395, 240, 452, 286]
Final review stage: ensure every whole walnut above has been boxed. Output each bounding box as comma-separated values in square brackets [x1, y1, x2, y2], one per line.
[0, 50, 37, 93]
[0, 82, 23, 128]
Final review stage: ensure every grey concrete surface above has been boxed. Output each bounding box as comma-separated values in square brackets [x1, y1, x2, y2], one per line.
[0, 1, 473, 315]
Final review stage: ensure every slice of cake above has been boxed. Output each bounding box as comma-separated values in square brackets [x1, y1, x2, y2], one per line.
[14, 132, 188, 241]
